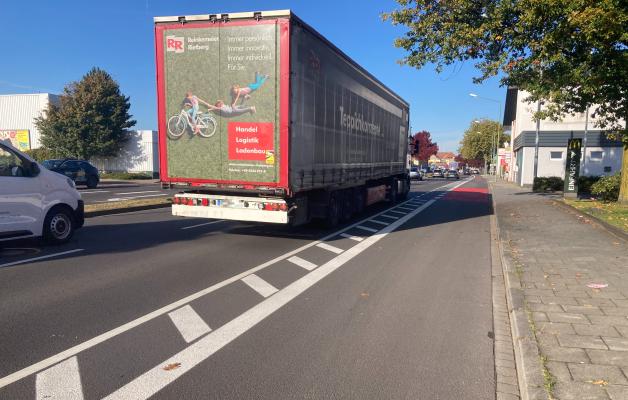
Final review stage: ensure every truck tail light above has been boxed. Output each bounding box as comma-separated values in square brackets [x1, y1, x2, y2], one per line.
[173, 197, 179, 204]
[264, 203, 273, 211]
[201, 198, 209, 206]
[279, 203, 288, 211]
[188, 198, 194, 206]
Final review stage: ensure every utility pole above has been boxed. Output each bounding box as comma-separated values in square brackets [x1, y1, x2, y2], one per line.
[581, 106, 589, 176]
[533, 99, 541, 180]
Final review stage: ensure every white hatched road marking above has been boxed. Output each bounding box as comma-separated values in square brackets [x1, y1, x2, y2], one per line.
[369, 219, 389, 226]
[316, 242, 344, 254]
[241, 274, 279, 298]
[101, 187, 468, 400]
[355, 225, 378, 233]
[395, 206, 414, 211]
[0, 181, 458, 390]
[167, 305, 212, 343]
[388, 210, 406, 215]
[180, 220, 224, 230]
[79, 190, 110, 194]
[0, 249, 85, 269]
[115, 190, 161, 195]
[36, 356, 83, 400]
[340, 233, 363, 242]
[287, 256, 318, 271]
[380, 214, 399, 220]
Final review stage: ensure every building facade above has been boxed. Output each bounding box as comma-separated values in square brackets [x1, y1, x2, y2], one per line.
[0, 93, 59, 150]
[90, 130, 159, 177]
[503, 89, 623, 186]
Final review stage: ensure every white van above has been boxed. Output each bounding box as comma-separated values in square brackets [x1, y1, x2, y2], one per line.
[0, 140, 84, 244]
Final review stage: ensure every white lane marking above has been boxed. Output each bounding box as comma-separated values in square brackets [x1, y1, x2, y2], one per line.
[103, 197, 446, 400]
[36, 356, 84, 400]
[241, 274, 279, 298]
[380, 214, 399, 220]
[115, 190, 162, 195]
[103, 194, 168, 202]
[180, 220, 224, 230]
[316, 242, 344, 254]
[395, 206, 414, 211]
[0, 249, 84, 269]
[287, 256, 318, 271]
[0, 181, 456, 390]
[340, 233, 363, 242]
[79, 190, 110, 194]
[369, 220, 389, 226]
[355, 225, 378, 233]
[167, 305, 212, 343]
[388, 210, 406, 215]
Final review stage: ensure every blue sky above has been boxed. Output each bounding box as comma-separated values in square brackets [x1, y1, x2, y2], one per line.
[0, 0, 505, 152]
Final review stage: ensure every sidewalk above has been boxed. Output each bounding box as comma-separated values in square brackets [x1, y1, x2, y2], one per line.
[491, 180, 628, 400]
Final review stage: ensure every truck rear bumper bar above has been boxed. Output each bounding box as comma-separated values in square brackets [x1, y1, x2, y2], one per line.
[172, 194, 289, 224]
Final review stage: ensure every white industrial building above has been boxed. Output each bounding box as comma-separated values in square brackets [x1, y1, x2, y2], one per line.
[0, 93, 159, 176]
[503, 88, 624, 186]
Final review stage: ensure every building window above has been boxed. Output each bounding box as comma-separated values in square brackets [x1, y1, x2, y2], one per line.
[590, 151, 603, 160]
[550, 151, 563, 160]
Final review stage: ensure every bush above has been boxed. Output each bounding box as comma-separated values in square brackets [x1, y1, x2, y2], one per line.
[533, 176, 564, 192]
[578, 176, 601, 194]
[23, 147, 55, 162]
[591, 173, 621, 202]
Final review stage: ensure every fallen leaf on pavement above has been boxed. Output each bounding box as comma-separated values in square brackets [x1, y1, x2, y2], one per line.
[360, 292, 369, 298]
[163, 363, 181, 371]
[590, 379, 608, 386]
[587, 283, 609, 289]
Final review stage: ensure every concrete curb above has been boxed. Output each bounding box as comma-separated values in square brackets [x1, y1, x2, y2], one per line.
[551, 199, 628, 243]
[489, 183, 548, 400]
[84, 203, 171, 218]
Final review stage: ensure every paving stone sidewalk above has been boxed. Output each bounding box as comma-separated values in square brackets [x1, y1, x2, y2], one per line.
[492, 180, 628, 400]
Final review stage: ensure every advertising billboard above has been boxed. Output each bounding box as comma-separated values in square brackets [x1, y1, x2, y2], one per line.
[157, 21, 281, 184]
[0, 130, 30, 151]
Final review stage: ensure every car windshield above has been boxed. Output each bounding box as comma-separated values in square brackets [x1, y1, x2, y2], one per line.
[410, 167, 418, 172]
[42, 159, 64, 169]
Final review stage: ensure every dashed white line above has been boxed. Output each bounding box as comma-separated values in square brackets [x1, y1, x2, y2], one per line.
[287, 256, 318, 271]
[355, 225, 378, 233]
[103, 194, 168, 202]
[36, 356, 84, 400]
[180, 220, 224, 230]
[316, 242, 344, 254]
[340, 233, 363, 242]
[241, 274, 279, 298]
[115, 190, 161, 195]
[79, 190, 110, 194]
[168, 305, 212, 343]
[0, 249, 85, 269]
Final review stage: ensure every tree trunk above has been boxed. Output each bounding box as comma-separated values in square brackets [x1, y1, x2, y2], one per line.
[619, 145, 628, 204]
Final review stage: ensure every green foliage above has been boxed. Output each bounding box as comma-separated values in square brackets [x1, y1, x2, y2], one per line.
[533, 176, 564, 192]
[382, 0, 627, 135]
[577, 175, 601, 194]
[591, 173, 621, 202]
[459, 119, 509, 162]
[36, 67, 136, 160]
[23, 147, 55, 162]
[100, 172, 154, 180]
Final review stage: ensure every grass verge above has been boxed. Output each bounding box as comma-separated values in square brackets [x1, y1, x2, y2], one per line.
[563, 199, 628, 233]
[85, 197, 171, 215]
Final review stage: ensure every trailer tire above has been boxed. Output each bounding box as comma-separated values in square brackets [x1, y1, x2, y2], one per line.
[389, 179, 398, 203]
[325, 193, 340, 228]
[354, 188, 365, 215]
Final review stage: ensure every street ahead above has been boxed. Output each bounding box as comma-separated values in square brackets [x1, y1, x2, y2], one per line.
[0, 177, 494, 399]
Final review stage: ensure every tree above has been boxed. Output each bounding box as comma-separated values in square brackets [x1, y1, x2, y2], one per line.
[459, 119, 509, 164]
[412, 130, 439, 163]
[383, 0, 627, 202]
[36, 67, 135, 160]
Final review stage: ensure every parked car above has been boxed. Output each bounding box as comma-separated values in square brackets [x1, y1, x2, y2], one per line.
[445, 169, 460, 180]
[432, 169, 444, 178]
[409, 167, 423, 181]
[0, 141, 84, 244]
[43, 159, 100, 188]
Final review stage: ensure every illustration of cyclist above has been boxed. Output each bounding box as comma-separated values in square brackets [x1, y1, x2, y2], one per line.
[182, 91, 212, 134]
[230, 72, 270, 107]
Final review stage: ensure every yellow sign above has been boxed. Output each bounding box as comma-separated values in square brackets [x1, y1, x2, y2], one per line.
[0, 130, 30, 151]
[265, 150, 275, 165]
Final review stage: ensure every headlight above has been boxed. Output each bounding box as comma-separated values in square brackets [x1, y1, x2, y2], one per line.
[66, 178, 76, 188]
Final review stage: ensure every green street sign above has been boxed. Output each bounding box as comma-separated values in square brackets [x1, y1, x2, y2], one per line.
[564, 138, 582, 195]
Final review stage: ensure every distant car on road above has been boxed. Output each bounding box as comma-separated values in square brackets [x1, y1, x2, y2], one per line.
[409, 167, 423, 181]
[445, 169, 460, 180]
[432, 169, 444, 178]
[43, 159, 100, 189]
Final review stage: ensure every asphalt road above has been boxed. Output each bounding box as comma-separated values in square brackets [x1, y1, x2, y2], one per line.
[77, 182, 178, 205]
[0, 177, 494, 399]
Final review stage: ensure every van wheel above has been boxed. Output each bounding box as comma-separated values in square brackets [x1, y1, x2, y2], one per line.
[43, 206, 75, 244]
[86, 175, 98, 189]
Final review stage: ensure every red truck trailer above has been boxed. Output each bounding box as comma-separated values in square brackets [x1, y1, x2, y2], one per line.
[155, 10, 410, 226]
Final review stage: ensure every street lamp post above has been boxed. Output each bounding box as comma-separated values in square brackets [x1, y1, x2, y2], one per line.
[470, 93, 502, 181]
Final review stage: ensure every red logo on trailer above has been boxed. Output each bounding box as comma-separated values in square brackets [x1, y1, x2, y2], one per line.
[228, 122, 274, 161]
[166, 36, 184, 53]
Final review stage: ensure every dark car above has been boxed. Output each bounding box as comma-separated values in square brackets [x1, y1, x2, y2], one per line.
[445, 169, 460, 180]
[43, 159, 100, 188]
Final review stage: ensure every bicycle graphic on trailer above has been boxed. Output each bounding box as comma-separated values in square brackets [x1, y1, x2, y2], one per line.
[167, 109, 217, 139]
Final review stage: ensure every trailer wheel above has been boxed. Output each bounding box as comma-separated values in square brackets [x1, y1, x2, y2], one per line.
[389, 179, 398, 203]
[354, 188, 365, 215]
[325, 193, 340, 228]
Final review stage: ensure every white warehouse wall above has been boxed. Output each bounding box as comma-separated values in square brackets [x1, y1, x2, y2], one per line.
[91, 130, 159, 175]
[0, 93, 58, 149]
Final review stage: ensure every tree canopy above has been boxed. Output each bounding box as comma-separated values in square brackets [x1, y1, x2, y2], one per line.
[459, 119, 509, 163]
[37, 67, 135, 160]
[411, 130, 439, 162]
